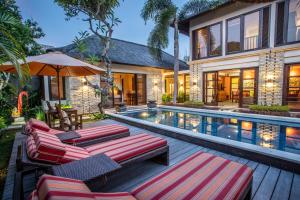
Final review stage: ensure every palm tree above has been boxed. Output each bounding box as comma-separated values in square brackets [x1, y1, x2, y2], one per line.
[0, 10, 28, 89]
[141, 0, 224, 104]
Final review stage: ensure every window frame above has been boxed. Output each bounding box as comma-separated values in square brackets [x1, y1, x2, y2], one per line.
[192, 21, 223, 60]
[275, 0, 300, 46]
[48, 76, 66, 101]
[225, 6, 271, 55]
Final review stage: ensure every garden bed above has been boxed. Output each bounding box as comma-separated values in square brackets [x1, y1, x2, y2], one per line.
[238, 109, 291, 117]
[161, 103, 220, 110]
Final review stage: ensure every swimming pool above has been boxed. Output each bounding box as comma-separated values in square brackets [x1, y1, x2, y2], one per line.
[122, 108, 300, 155]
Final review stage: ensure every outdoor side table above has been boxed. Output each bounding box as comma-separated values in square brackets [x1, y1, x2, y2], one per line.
[51, 154, 121, 191]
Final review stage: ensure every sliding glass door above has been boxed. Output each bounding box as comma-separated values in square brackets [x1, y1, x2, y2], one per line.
[240, 68, 258, 107]
[204, 72, 218, 105]
[284, 65, 300, 110]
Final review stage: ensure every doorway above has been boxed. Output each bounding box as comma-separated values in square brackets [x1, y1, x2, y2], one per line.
[203, 68, 258, 108]
[104, 73, 146, 107]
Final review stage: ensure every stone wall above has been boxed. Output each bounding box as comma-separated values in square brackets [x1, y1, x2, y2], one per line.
[69, 75, 101, 114]
[147, 73, 163, 104]
[190, 63, 203, 102]
[258, 51, 284, 106]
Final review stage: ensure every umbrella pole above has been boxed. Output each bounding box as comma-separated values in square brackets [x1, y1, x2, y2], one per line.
[56, 68, 61, 105]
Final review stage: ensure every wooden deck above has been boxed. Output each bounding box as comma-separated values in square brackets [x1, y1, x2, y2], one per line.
[2, 119, 300, 200]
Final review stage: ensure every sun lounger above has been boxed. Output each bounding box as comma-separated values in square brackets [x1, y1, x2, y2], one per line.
[23, 118, 130, 146]
[24, 151, 253, 200]
[16, 131, 169, 171]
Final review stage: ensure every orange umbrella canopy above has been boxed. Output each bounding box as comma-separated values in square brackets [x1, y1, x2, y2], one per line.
[0, 51, 104, 76]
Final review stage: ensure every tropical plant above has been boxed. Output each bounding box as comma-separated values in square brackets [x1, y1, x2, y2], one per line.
[0, 117, 6, 130]
[55, 0, 122, 114]
[249, 105, 290, 112]
[35, 109, 45, 121]
[141, 0, 223, 104]
[162, 93, 172, 104]
[73, 31, 89, 60]
[90, 112, 109, 120]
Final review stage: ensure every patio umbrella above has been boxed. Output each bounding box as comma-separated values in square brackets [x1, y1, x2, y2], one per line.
[0, 51, 104, 104]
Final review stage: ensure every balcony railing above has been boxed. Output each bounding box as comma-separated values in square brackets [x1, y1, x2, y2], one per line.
[244, 36, 258, 50]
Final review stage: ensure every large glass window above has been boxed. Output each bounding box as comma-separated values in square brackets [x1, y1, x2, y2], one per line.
[276, 0, 300, 45]
[209, 24, 222, 56]
[227, 7, 270, 54]
[244, 11, 260, 50]
[193, 23, 222, 60]
[287, 0, 300, 43]
[227, 18, 241, 53]
[194, 27, 208, 59]
[49, 76, 66, 100]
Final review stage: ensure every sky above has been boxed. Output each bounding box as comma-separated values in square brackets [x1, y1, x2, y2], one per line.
[16, 0, 190, 59]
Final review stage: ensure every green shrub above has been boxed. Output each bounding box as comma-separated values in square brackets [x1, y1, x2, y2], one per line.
[35, 109, 45, 121]
[61, 103, 72, 109]
[90, 113, 109, 120]
[249, 104, 289, 112]
[184, 100, 204, 107]
[162, 94, 172, 104]
[0, 117, 6, 130]
[177, 91, 185, 103]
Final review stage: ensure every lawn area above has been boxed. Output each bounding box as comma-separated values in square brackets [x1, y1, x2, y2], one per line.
[0, 130, 16, 198]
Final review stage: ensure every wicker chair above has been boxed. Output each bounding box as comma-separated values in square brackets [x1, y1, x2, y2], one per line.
[55, 104, 82, 131]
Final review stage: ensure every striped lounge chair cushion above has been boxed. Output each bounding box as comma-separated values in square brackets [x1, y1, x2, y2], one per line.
[85, 133, 167, 163]
[28, 190, 38, 200]
[131, 152, 253, 200]
[26, 131, 66, 164]
[29, 118, 50, 132]
[60, 145, 89, 164]
[36, 174, 94, 200]
[63, 124, 129, 144]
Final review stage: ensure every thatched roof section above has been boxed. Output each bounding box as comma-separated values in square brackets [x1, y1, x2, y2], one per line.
[54, 35, 189, 71]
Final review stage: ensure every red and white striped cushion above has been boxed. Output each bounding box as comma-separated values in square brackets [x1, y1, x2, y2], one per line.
[29, 118, 50, 132]
[86, 134, 167, 163]
[63, 124, 129, 144]
[131, 152, 253, 200]
[36, 174, 93, 200]
[33, 131, 66, 157]
[94, 192, 136, 200]
[26, 136, 38, 159]
[60, 145, 89, 164]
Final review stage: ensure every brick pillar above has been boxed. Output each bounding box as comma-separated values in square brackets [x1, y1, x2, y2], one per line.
[190, 63, 203, 102]
[258, 51, 284, 106]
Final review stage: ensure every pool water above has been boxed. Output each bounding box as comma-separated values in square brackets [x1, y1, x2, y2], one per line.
[123, 109, 300, 155]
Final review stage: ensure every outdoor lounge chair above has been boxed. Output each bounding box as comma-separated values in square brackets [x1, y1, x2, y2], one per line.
[23, 118, 130, 146]
[16, 131, 169, 171]
[25, 151, 253, 200]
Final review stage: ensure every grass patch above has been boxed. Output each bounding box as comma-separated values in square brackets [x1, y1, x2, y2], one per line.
[0, 130, 16, 198]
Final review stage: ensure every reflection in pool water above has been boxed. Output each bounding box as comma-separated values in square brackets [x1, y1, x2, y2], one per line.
[124, 109, 300, 155]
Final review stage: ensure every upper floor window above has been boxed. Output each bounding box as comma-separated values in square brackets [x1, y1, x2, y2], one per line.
[226, 7, 270, 54]
[276, 0, 300, 45]
[193, 22, 222, 60]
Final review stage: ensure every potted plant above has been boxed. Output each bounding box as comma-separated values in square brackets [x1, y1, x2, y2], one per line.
[115, 102, 127, 112]
[147, 100, 157, 108]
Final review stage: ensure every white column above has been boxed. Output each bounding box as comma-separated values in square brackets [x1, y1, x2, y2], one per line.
[222, 19, 226, 56]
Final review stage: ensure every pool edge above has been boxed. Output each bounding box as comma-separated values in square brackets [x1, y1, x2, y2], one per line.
[108, 112, 300, 174]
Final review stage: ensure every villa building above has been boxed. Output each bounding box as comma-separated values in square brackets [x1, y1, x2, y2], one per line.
[179, 0, 300, 110]
[41, 36, 188, 113]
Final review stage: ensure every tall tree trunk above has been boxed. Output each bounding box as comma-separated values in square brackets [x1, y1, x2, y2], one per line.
[98, 28, 113, 114]
[173, 17, 179, 104]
